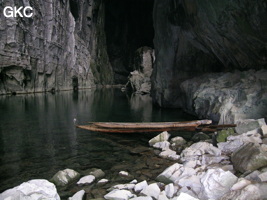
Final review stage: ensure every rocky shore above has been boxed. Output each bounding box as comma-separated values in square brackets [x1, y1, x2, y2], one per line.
[1, 118, 267, 200]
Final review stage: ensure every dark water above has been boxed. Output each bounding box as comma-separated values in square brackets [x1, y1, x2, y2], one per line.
[0, 88, 195, 193]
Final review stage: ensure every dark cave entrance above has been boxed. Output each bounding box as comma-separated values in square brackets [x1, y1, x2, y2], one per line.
[104, 0, 154, 84]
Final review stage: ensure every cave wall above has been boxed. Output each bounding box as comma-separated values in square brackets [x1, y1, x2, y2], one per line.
[105, 0, 154, 84]
[0, 0, 113, 94]
[152, 0, 267, 108]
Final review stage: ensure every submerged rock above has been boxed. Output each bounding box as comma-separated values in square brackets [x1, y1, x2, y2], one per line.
[51, 168, 80, 186]
[89, 168, 105, 179]
[0, 179, 60, 200]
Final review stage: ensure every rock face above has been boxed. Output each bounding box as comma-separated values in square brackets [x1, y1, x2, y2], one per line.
[180, 70, 267, 123]
[0, 179, 60, 200]
[152, 0, 267, 121]
[0, 0, 113, 94]
[128, 47, 154, 94]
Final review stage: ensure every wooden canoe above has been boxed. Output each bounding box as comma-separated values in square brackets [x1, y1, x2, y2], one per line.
[76, 120, 236, 133]
[92, 119, 212, 129]
[77, 124, 201, 133]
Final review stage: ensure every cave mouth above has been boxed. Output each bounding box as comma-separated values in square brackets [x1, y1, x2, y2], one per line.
[104, 0, 154, 84]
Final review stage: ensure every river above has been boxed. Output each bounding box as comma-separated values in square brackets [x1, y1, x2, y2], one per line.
[0, 88, 195, 194]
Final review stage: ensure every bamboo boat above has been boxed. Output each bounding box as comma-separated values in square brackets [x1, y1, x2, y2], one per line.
[77, 120, 236, 133]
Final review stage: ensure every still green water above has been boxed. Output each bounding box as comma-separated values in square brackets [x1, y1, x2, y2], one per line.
[0, 88, 195, 193]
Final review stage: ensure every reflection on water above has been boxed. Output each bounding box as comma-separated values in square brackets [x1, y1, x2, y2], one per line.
[0, 88, 194, 193]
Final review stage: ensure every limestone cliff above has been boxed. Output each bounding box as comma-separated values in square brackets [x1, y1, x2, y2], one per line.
[0, 0, 113, 94]
[152, 0, 267, 107]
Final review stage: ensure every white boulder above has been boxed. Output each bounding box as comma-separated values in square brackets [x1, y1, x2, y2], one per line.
[159, 149, 180, 160]
[77, 175, 95, 185]
[97, 179, 109, 186]
[149, 131, 170, 146]
[51, 168, 80, 186]
[153, 141, 170, 150]
[112, 183, 135, 190]
[0, 179, 60, 200]
[119, 171, 129, 177]
[173, 192, 200, 200]
[165, 183, 175, 198]
[199, 168, 238, 200]
[68, 190, 85, 200]
[104, 189, 134, 200]
[181, 142, 221, 162]
[158, 191, 169, 200]
[140, 183, 161, 199]
[156, 163, 183, 184]
[129, 197, 153, 200]
[134, 180, 148, 193]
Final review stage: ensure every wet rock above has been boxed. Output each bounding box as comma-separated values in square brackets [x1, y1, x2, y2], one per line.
[140, 183, 161, 199]
[97, 179, 109, 186]
[191, 133, 210, 143]
[134, 180, 148, 193]
[104, 189, 133, 200]
[68, 190, 85, 200]
[235, 119, 266, 134]
[170, 136, 187, 146]
[232, 143, 267, 173]
[51, 168, 80, 186]
[77, 175, 95, 185]
[149, 131, 170, 146]
[0, 179, 60, 200]
[199, 168, 238, 200]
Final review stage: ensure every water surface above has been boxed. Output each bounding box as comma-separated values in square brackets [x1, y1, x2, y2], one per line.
[0, 88, 195, 193]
